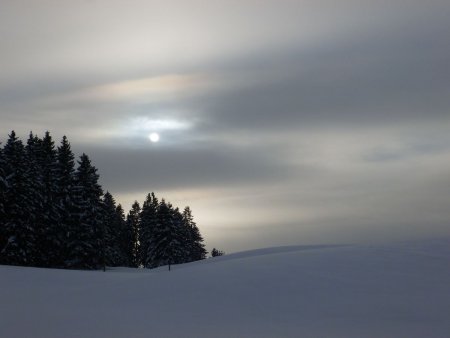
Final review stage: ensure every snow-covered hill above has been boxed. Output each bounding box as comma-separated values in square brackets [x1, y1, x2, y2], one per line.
[1, 240, 450, 338]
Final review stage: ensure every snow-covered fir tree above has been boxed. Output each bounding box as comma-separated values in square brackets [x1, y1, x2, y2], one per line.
[0, 131, 210, 270]
[102, 191, 126, 267]
[114, 204, 129, 266]
[65, 154, 104, 269]
[171, 206, 191, 264]
[183, 206, 207, 261]
[0, 131, 37, 266]
[24, 132, 46, 266]
[146, 199, 185, 270]
[139, 192, 159, 268]
[0, 144, 8, 259]
[138, 196, 207, 268]
[126, 201, 141, 267]
[37, 132, 62, 267]
[55, 135, 76, 266]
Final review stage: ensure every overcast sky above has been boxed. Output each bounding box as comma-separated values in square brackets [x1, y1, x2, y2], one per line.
[1, 0, 450, 252]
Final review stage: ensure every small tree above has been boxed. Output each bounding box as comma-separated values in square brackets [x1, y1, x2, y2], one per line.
[211, 248, 225, 257]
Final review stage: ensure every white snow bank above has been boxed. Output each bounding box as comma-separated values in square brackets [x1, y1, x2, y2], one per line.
[1, 239, 450, 338]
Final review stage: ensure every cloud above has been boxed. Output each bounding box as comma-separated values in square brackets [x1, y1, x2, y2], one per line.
[84, 140, 298, 194]
[187, 29, 450, 133]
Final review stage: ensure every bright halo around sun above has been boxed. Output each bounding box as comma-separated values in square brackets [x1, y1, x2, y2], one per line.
[149, 132, 160, 142]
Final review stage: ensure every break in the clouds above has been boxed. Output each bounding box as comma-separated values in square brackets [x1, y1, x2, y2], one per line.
[1, 0, 450, 252]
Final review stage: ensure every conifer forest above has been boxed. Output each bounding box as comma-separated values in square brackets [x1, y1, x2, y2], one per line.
[0, 131, 207, 270]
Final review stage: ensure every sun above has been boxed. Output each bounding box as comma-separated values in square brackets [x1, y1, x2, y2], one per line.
[148, 132, 160, 142]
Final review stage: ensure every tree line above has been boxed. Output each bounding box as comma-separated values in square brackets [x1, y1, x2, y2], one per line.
[0, 131, 207, 270]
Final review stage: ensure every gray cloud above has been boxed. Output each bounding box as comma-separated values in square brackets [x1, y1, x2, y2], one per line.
[82, 141, 299, 194]
[190, 26, 450, 132]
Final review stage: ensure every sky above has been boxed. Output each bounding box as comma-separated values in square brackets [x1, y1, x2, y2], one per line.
[1, 0, 450, 252]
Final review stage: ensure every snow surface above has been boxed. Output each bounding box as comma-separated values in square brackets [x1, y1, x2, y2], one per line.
[1, 240, 450, 338]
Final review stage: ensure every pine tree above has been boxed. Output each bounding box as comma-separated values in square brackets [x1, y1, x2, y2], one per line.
[1, 131, 211, 269]
[55, 136, 76, 266]
[0, 131, 37, 266]
[36, 131, 61, 267]
[25, 132, 46, 266]
[183, 206, 207, 262]
[102, 191, 124, 267]
[171, 206, 191, 264]
[65, 154, 103, 269]
[146, 200, 185, 270]
[126, 201, 141, 267]
[0, 144, 7, 258]
[115, 204, 129, 266]
[139, 192, 159, 268]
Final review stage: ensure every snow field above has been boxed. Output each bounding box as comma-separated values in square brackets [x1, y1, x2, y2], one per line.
[1, 240, 450, 338]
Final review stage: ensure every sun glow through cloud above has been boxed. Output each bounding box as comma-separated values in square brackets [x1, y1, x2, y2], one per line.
[149, 132, 160, 142]
[130, 117, 192, 132]
[98, 117, 193, 144]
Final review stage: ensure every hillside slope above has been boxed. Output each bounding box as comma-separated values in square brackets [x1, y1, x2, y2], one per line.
[1, 240, 450, 338]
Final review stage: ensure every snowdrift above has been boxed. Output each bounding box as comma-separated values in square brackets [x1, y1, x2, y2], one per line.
[1, 240, 450, 338]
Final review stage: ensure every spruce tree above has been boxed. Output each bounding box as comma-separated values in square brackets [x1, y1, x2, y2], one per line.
[65, 154, 103, 269]
[0, 144, 7, 258]
[36, 131, 61, 267]
[125, 201, 141, 267]
[55, 136, 76, 266]
[115, 204, 129, 266]
[0, 132, 211, 269]
[25, 132, 46, 266]
[0, 131, 36, 266]
[171, 206, 191, 264]
[139, 192, 159, 268]
[183, 206, 207, 262]
[146, 200, 185, 270]
[102, 191, 123, 267]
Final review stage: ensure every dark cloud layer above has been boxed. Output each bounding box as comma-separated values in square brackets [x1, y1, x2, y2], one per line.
[191, 20, 450, 132]
[83, 143, 298, 193]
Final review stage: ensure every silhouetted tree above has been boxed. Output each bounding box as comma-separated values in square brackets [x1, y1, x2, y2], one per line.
[0, 131, 36, 266]
[139, 193, 159, 268]
[126, 201, 141, 267]
[24, 132, 46, 266]
[0, 131, 210, 270]
[183, 206, 207, 262]
[36, 132, 61, 267]
[0, 143, 8, 260]
[211, 248, 224, 257]
[65, 154, 103, 269]
[102, 191, 125, 267]
[170, 205, 190, 264]
[114, 204, 129, 266]
[55, 136, 76, 266]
